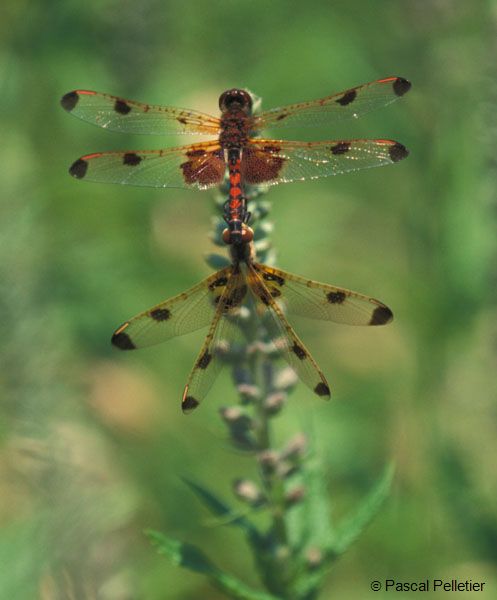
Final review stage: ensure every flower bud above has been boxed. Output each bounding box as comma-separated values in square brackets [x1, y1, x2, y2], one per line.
[233, 479, 265, 506]
[276, 460, 299, 479]
[263, 391, 287, 415]
[281, 433, 307, 461]
[257, 450, 280, 475]
[236, 383, 260, 403]
[273, 366, 299, 391]
[219, 406, 246, 424]
[285, 485, 305, 507]
[306, 546, 323, 570]
[219, 407, 255, 451]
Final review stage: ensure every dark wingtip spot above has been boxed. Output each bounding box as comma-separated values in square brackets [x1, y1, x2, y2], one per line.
[389, 143, 409, 163]
[182, 396, 200, 413]
[60, 91, 79, 112]
[314, 382, 331, 398]
[330, 142, 351, 155]
[114, 99, 131, 115]
[111, 330, 135, 350]
[370, 305, 393, 325]
[393, 77, 411, 97]
[336, 89, 357, 106]
[196, 351, 212, 370]
[150, 307, 170, 321]
[123, 152, 142, 166]
[327, 291, 346, 304]
[69, 158, 88, 179]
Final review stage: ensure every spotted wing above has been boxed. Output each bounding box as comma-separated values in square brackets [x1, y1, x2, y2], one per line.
[246, 264, 331, 400]
[253, 264, 393, 326]
[241, 138, 408, 186]
[252, 77, 410, 131]
[111, 268, 231, 350]
[60, 90, 220, 135]
[68, 141, 226, 190]
[182, 267, 249, 413]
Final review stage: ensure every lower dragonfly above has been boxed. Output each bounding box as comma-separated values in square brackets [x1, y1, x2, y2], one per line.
[112, 223, 393, 413]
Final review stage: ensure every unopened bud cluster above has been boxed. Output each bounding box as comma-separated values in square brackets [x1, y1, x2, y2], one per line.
[249, 435, 308, 510]
[209, 184, 311, 567]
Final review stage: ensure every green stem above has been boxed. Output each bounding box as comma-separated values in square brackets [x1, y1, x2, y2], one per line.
[251, 351, 292, 599]
[252, 357, 270, 451]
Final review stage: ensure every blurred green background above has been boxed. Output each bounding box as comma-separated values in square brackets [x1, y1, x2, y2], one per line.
[1, 0, 496, 598]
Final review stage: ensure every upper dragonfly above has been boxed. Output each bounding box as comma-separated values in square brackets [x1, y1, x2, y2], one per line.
[111, 224, 393, 413]
[61, 77, 411, 242]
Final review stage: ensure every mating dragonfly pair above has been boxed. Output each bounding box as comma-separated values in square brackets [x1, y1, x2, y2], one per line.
[61, 76, 410, 411]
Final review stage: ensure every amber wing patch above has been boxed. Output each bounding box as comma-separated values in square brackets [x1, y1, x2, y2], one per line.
[180, 147, 226, 187]
[241, 144, 286, 184]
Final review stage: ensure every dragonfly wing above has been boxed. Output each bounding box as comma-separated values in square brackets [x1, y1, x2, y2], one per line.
[246, 264, 331, 400]
[69, 141, 226, 189]
[181, 266, 249, 413]
[253, 264, 393, 326]
[252, 76, 410, 130]
[241, 138, 408, 186]
[111, 268, 232, 350]
[61, 90, 220, 135]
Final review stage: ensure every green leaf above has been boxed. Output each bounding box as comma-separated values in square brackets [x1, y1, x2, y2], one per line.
[292, 464, 395, 599]
[146, 530, 280, 600]
[147, 529, 215, 574]
[329, 462, 395, 556]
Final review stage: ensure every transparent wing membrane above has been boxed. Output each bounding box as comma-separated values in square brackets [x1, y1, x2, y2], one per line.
[61, 90, 220, 135]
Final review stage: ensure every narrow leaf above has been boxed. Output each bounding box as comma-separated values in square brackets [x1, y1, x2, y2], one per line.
[293, 464, 395, 599]
[146, 530, 280, 600]
[182, 477, 263, 544]
[329, 462, 395, 556]
[147, 529, 217, 574]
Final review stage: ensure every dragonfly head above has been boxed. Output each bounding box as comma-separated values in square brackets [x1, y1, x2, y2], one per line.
[219, 89, 253, 114]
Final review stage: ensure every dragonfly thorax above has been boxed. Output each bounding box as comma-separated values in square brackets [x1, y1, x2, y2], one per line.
[219, 112, 250, 149]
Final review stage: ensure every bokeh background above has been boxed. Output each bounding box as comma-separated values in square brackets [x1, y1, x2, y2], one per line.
[2, 1, 496, 598]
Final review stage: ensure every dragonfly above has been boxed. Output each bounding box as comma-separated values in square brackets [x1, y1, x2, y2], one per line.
[111, 224, 393, 413]
[61, 76, 411, 243]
